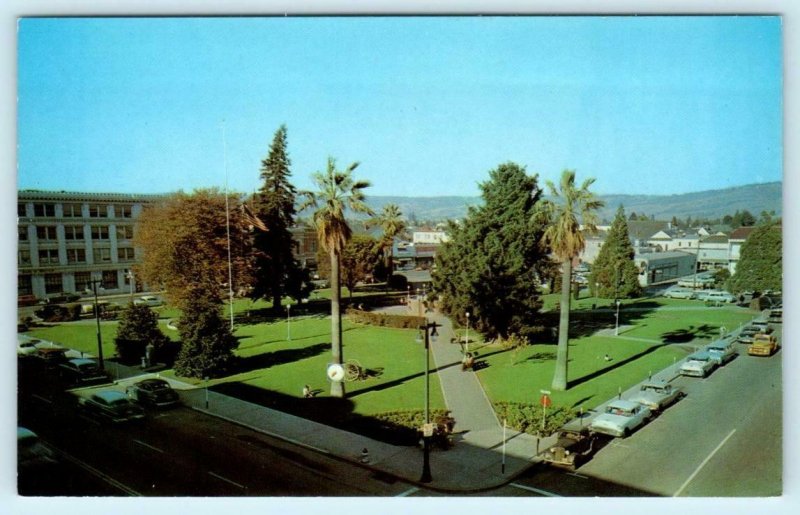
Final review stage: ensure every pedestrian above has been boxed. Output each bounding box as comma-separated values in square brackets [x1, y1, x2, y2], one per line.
[604, 354, 612, 362]
[302, 384, 312, 398]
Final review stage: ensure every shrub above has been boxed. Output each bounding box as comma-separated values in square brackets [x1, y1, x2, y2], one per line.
[34, 304, 72, 322]
[494, 401, 578, 436]
[346, 308, 425, 329]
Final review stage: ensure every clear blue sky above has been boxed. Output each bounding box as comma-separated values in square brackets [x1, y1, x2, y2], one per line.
[17, 16, 782, 198]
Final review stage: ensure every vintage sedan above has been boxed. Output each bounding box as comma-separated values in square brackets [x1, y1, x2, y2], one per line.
[679, 351, 718, 378]
[705, 339, 737, 365]
[589, 400, 652, 438]
[126, 378, 180, 408]
[663, 287, 697, 300]
[540, 426, 601, 470]
[737, 325, 761, 344]
[59, 358, 110, 386]
[79, 390, 146, 423]
[133, 295, 163, 307]
[628, 379, 685, 412]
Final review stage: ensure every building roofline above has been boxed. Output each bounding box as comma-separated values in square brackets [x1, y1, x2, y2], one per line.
[18, 190, 169, 202]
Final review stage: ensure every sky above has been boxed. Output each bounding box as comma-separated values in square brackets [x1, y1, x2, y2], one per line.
[17, 16, 782, 198]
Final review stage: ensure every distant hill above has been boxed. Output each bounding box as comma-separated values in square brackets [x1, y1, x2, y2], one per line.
[361, 182, 782, 223]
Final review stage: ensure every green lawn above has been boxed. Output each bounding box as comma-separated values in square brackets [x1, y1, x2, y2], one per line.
[23, 291, 760, 419]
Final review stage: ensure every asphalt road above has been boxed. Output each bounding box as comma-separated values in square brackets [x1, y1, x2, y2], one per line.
[17, 373, 417, 496]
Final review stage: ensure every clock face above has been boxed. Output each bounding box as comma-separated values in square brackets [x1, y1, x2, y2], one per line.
[327, 363, 345, 382]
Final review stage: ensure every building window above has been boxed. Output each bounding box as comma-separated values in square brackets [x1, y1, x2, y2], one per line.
[18, 203, 27, 217]
[67, 248, 86, 264]
[117, 205, 133, 218]
[44, 273, 63, 294]
[91, 226, 110, 240]
[116, 225, 134, 240]
[93, 248, 112, 263]
[63, 203, 83, 217]
[18, 226, 28, 241]
[118, 247, 135, 262]
[19, 275, 33, 296]
[18, 250, 31, 266]
[33, 203, 56, 217]
[64, 225, 84, 240]
[74, 272, 91, 291]
[38, 249, 60, 265]
[36, 226, 58, 241]
[102, 270, 117, 290]
[88, 205, 108, 218]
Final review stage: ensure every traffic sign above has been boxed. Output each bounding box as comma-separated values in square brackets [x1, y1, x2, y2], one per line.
[540, 394, 552, 407]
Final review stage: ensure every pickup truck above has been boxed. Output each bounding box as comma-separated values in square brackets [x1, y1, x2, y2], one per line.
[748, 334, 779, 357]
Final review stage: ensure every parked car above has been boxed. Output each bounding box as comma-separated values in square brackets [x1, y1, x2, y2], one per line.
[677, 275, 715, 288]
[540, 426, 601, 470]
[17, 338, 41, 356]
[705, 339, 737, 366]
[696, 290, 736, 304]
[589, 400, 652, 438]
[628, 379, 685, 412]
[737, 325, 761, 344]
[33, 347, 70, 370]
[126, 378, 180, 408]
[751, 320, 772, 334]
[133, 295, 163, 307]
[45, 292, 81, 304]
[768, 309, 782, 323]
[663, 287, 697, 300]
[748, 333, 779, 357]
[17, 294, 40, 307]
[679, 351, 718, 378]
[18, 427, 57, 469]
[78, 390, 146, 423]
[58, 358, 110, 386]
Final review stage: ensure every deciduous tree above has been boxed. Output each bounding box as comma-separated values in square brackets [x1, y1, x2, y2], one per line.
[730, 222, 782, 293]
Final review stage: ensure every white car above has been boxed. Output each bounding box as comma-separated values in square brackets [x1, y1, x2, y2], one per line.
[697, 290, 736, 304]
[133, 295, 163, 307]
[680, 351, 718, 377]
[705, 339, 737, 365]
[628, 379, 685, 412]
[17, 338, 41, 356]
[663, 287, 697, 299]
[589, 399, 652, 438]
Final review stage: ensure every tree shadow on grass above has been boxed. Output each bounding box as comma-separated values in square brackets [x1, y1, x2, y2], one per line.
[661, 324, 717, 343]
[567, 341, 676, 389]
[210, 382, 425, 446]
[522, 351, 557, 364]
[231, 342, 330, 374]
[536, 300, 663, 342]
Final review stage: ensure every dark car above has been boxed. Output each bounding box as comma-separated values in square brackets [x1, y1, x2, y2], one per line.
[33, 347, 70, 370]
[46, 292, 81, 304]
[126, 378, 180, 408]
[58, 358, 110, 386]
[540, 426, 602, 470]
[79, 390, 146, 423]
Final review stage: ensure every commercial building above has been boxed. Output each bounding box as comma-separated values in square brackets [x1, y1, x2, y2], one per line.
[17, 190, 164, 301]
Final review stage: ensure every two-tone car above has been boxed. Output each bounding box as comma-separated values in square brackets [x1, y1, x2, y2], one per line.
[628, 379, 685, 412]
[126, 378, 180, 408]
[679, 351, 718, 378]
[589, 399, 652, 438]
[705, 339, 737, 366]
[78, 390, 146, 423]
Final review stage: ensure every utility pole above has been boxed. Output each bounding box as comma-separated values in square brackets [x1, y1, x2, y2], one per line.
[87, 279, 105, 369]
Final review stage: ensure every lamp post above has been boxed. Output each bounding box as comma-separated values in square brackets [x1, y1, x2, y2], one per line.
[615, 299, 621, 336]
[407, 285, 411, 304]
[416, 321, 438, 483]
[87, 279, 105, 369]
[126, 269, 134, 303]
[286, 302, 292, 341]
[465, 311, 470, 354]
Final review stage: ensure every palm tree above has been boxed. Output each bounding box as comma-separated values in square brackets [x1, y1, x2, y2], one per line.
[370, 204, 406, 279]
[540, 170, 604, 391]
[299, 157, 373, 398]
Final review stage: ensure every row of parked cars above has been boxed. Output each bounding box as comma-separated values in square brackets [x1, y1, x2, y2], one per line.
[541, 310, 781, 470]
[662, 286, 737, 304]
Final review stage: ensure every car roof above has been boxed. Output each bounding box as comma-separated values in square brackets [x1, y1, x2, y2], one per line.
[137, 378, 170, 387]
[688, 351, 713, 359]
[17, 427, 38, 440]
[93, 390, 127, 402]
[607, 399, 640, 410]
[68, 358, 96, 366]
[641, 379, 670, 388]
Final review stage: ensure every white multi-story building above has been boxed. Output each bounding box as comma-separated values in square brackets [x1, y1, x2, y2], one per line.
[17, 191, 164, 301]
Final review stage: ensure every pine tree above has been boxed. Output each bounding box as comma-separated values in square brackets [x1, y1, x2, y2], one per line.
[433, 162, 547, 339]
[251, 125, 309, 310]
[590, 205, 642, 299]
[174, 291, 238, 378]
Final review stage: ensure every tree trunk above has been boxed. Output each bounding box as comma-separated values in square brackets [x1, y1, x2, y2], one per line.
[330, 250, 345, 398]
[552, 259, 572, 391]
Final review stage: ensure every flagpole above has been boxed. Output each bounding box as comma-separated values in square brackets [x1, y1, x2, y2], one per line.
[222, 120, 235, 330]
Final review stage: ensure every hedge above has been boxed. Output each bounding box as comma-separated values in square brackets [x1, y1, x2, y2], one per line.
[494, 401, 578, 437]
[346, 308, 425, 329]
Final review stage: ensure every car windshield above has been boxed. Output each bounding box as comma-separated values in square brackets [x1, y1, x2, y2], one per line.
[606, 406, 632, 416]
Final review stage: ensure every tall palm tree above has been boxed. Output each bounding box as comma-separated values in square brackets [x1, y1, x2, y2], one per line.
[299, 157, 373, 398]
[540, 170, 603, 391]
[370, 203, 406, 278]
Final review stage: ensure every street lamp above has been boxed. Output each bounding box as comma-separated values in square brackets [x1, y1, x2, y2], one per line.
[415, 321, 438, 483]
[614, 299, 621, 336]
[407, 285, 411, 304]
[286, 302, 292, 341]
[125, 269, 134, 303]
[465, 311, 470, 354]
[87, 279, 105, 369]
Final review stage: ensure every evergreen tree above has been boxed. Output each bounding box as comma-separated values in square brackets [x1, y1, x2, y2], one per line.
[174, 290, 238, 378]
[251, 125, 308, 310]
[590, 206, 642, 299]
[433, 162, 547, 339]
[730, 222, 782, 293]
[115, 303, 170, 365]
